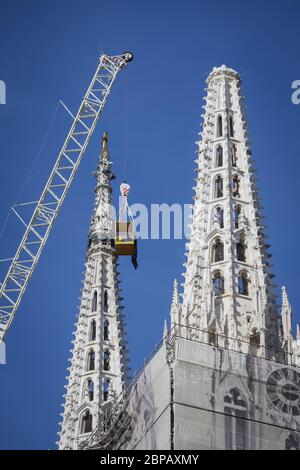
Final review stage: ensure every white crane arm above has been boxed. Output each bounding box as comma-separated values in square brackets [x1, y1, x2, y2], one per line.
[0, 51, 133, 342]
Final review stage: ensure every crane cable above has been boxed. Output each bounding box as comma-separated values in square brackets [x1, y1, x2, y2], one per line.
[0, 100, 61, 241]
[123, 71, 128, 182]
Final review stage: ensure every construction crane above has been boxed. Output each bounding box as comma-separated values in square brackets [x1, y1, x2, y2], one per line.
[0, 51, 133, 343]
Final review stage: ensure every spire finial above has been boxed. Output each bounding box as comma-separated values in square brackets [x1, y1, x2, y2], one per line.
[94, 131, 111, 182]
[163, 319, 168, 339]
[102, 131, 108, 150]
[281, 286, 290, 308]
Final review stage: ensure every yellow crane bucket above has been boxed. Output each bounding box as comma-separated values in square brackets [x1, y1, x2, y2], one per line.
[115, 221, 136, 256]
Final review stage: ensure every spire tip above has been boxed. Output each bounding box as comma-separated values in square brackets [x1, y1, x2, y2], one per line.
[102, 131, 109, 150]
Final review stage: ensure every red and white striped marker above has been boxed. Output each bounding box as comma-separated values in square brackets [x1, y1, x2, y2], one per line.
[120, 183, 130, 198]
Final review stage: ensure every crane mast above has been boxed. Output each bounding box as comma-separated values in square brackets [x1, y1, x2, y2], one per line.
[0, 51, 133, 343]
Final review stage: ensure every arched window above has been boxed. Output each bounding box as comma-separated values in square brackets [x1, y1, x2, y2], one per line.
[104, 350, 110, 371]
[250, 329, 260, 356]
[103, 378, 110, 402]
[216, 115, 223, 137]
[87, 349, 95, 371]
[212, 239, 224, 262]
[236, 240, 246, 262]
[91, 291, 97, 312]
[214, 176, 223, 198]
[208, 329, 217, 346]
[104, 319, 109, 341]
[232, 175, 240, 197]
[87, 379, 94, 401]
[104, 290, 108, 313]
[231, 144, 237, 167]
[215, 145, 223, 167]
[224, 388, 247, 450]
[229, 116, 234, 137]
[214, 206, 224, 228]
[213, 271, 225, 295]
[81, 410, 93, 434]
[233, 205, 241, 229]
[285, 432, 300, 450]
[89, 319, 96, 341]
[238, 272, 249, 296]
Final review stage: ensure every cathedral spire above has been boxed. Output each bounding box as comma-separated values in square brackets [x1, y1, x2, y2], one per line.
[179, 65, 282, 359]
[281, 286, 293, 363]
[163, 319, 168, 339]
[58, 133, 129, 449]
[90, 132, 115, 242]
[170, 279, 181, 330]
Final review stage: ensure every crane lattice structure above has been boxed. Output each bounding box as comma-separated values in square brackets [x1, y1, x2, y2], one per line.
[0, 51, 133, 343]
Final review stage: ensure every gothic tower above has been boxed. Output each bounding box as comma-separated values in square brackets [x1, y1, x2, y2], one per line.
[58, 133, 129, 450]
[177, 65, 295, 361]
[80, 67, 300, 451]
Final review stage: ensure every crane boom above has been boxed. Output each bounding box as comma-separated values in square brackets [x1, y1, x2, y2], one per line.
[0, 51, 133, 342]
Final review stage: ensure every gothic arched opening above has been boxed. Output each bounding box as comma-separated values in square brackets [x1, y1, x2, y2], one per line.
[80, 410, 93, 434]
[212, 239, 224, 262]
[91, 291, 97, 312]
[215, 206, 224, 228]
[104, 319, 109, 341]
[216, 145, 223, 167]
[89, 319, 96, 341]
[208, 329, 218, 346]
[214, 176, 224, 199]
[216, 115, 223, 137]
[224, 388, 248, 450]
[103, 378, 110, 402]
[104, 290, 108, 313]
[236, 239, 246, 262]
[87, 379, 94, 402]
[87, 349, 95, 371]
[104, 349, 110, 371]
[233, 175, 240, 198]
[231, 144, 237, 167]
[285, 432, 300, 450]
[234, 205, 241, 229]
[213, 271, 225, 295]
[238, 272, 249, 296]
[229, 116, 234, 137]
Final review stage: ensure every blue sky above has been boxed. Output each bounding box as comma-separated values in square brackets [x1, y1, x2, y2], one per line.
[0, 0, 299, 449]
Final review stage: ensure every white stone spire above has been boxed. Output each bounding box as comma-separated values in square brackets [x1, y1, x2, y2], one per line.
[281, 286, 293, 363]
[170, 279, 181, 330]
[281, 286, 292, 335]
[163, 319, 168, 339]
[58, 133, 129, 450]
[177, 65, 283, 359]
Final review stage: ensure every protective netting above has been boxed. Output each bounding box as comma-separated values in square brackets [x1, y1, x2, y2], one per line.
[89, 341, 171, 450]
[88, 334, 300, 450]
[174, 338, 300, 450]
